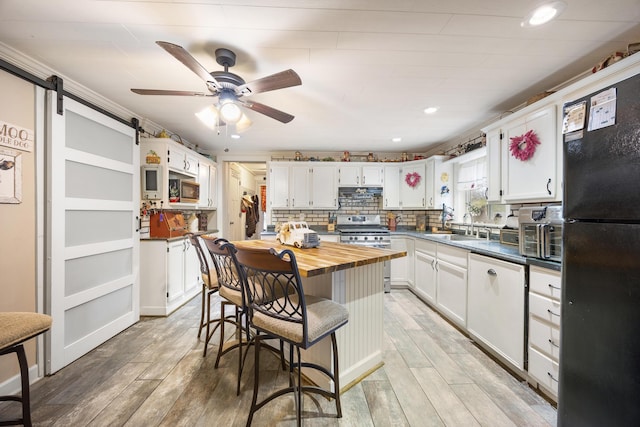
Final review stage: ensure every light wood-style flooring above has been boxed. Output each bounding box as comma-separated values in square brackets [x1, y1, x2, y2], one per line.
[1, 289, 557, 426]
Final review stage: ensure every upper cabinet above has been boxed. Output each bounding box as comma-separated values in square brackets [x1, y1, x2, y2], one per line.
[338, 163, 384, 187]
[484, 104, 560, 203]
[425, 155, 452, 209]
[384, 160, 427, 209]
[269, 162, 338, 209]
[141, 137, 217, 209]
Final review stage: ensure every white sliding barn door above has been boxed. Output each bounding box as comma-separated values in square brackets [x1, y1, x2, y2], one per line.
[46, 95, 139, 373]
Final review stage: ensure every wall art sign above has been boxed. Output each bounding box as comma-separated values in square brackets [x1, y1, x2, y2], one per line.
[0, 148, 22, 203]
[0, 120, 34, 152]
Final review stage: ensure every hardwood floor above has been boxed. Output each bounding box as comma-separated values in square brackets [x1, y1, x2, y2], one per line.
[1, 290, 557, 426]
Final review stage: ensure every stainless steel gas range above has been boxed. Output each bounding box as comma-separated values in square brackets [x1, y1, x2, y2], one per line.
[336, 214, 391, 292]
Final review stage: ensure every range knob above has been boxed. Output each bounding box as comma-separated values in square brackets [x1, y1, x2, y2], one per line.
[364, 236, 368, 241]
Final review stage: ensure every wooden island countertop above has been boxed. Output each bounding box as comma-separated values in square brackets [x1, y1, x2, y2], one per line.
[231, 240, 406, 277]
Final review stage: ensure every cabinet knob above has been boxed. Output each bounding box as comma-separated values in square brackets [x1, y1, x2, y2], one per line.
[487, 269, 497, 276]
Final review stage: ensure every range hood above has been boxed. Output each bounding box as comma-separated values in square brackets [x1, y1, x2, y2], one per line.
[338, 187, 383, 198]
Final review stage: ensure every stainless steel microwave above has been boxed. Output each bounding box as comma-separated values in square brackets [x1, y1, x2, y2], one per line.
[519, 206, 562, 262]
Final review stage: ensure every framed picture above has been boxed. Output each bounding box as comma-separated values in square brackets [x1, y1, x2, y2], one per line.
[0, 148, 22, 203]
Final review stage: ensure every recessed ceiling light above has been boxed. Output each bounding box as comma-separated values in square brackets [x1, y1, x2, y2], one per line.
[231, 134, 241, 139]
[521, 1, 566, 27]
[424, 107, 438, 114]
[392, 137, 402, 143]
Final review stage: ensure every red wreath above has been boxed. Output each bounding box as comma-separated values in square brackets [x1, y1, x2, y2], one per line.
[405, 172, 421, 188]
[509, 129, 540, 161]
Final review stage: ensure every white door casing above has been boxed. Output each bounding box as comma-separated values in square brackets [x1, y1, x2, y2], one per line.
[46, 94, 139, 373]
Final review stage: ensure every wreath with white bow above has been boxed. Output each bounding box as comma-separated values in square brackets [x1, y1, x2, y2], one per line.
[509, 129, 540, 161]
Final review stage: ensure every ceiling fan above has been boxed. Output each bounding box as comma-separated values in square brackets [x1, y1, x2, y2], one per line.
[131, 41, 302, 128]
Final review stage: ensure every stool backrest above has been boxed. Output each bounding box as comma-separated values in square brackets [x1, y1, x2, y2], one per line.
[234, 247, 309, 345]
[202, 238, 246, 305]
[187, 234, 217, 290]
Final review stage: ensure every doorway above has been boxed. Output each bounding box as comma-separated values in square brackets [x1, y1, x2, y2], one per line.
[223, 161, 266, 240]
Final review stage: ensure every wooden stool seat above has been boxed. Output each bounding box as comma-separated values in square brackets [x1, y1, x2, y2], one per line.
[0, 312, 52, 427]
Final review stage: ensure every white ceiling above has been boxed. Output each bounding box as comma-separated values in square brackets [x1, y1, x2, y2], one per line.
[1, 0, 639, 155]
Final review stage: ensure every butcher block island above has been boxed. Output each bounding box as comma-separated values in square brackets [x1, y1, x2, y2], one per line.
[232, 240, 406, 391]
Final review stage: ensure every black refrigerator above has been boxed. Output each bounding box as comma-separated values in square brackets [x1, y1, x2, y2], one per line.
[559, 71, 640, 426]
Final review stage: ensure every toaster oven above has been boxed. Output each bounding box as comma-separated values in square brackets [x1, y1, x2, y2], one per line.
[518, 206, 563, 262]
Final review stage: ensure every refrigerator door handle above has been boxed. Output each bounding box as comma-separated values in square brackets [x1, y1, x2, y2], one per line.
[541, 223, 551, 259]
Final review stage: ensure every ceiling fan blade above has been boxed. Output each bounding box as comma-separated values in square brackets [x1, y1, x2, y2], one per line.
[239, 100, 295, 123]
[131, 89, 215, 96]
[236, 69, 301, 96]
[156, 41, 222, 90]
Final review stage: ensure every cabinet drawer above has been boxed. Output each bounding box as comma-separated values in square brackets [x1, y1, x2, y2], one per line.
[436, 244, 468, 268]
[529, 292, 561, 327]
[528, 347, 559, 396]
[529, 266, 562, 300]
[528, 316, 560, 361]
[415, 239, 436, 255]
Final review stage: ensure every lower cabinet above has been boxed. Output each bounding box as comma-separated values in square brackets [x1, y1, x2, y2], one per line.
[527, 265, 562, 399]
[435, 244, 469, 328]
[140, 237, 202, 316]
[390, 237, 414, 288]
[414, 240, 437, 304]
[467, 253, 526, 370]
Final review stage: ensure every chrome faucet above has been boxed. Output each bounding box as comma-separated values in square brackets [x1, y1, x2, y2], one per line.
[481, 227, 492, 241]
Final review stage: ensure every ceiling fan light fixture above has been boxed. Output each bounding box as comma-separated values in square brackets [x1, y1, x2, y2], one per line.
[521, 1, 566, 27]
[195, 105, 220, 129]
[219, 100, 243, 124]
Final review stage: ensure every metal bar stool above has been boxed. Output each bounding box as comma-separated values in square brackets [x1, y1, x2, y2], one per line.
[0, 312, 52, 427]
[235, 247, 349, 427]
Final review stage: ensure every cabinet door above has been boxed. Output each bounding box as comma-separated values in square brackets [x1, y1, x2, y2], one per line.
[290, 166, 311, 208]
[198, 162, 210, 207]
[166, 145, 184, 172]
[311, 166, 337, 208]
[184, 151, 199, 176]
[433, 160, 453, 209]
[486, 128, 502, 202]
[183, 238, 201, 294]
[362, 165, 383, 186]
[167, 240, 185, 301]
[436, 259, 467, 327]
[502, 105, 557, 202]
[467, 254, 525, 369]
[390, 237, 414, 285]
[269, 165, 290, 208]
[401, 163, 426, 208]
[425, 159, 436, 208]
[207, 163, 217, 208]
[338, 165, 360, 186]
[383, 165, 401, 208]
[415, 250, 437, 304]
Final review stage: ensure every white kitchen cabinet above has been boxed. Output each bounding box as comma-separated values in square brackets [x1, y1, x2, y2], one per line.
[338, 163, 384, 187]
[383, 165, 401, 208]
[390, 237, 414, 287]
[167, 143, 199, 177]
[435, 244, 468, 327]
[484, 104, 560, 203]
[271, 163, 337, 209]
[486, 128, 502, 202]
[141, 138, 202, 208]
[198, 158, 217, 209]
[383, 160, 426, 209]
[425, 155, 453, 209]
[140, 237, 202, 316]
[290, 164, 337, 209]
[467, 253, 526, 370]
[527, 266, 562, 399]
[414, 239, 437, 304]
[268, 163, 290, 208]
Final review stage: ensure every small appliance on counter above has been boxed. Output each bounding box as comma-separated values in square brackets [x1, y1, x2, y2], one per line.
[518, 205, 562, 261]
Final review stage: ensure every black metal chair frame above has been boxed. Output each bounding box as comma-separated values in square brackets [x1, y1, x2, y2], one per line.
[235, 247, 347, 427]
[0, 344, 31, 427]
[187, 234, 224, 358]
